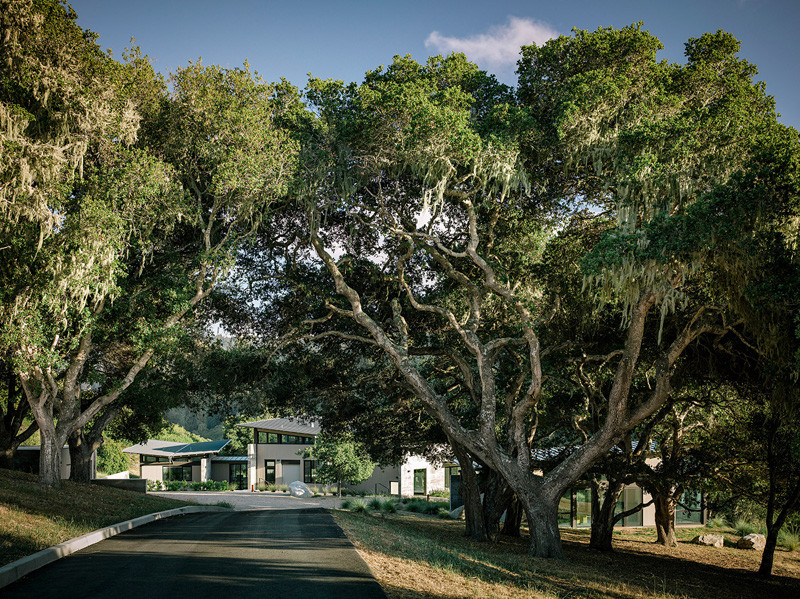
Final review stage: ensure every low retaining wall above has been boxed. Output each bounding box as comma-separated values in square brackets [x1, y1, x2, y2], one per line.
[90, 478, 147, 494]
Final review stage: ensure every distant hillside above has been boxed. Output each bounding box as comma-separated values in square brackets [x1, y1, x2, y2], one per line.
[158, 423, 211, 443]
[165, 407, 224, 440]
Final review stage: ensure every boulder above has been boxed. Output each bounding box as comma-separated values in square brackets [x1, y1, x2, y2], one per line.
[737, 533, 766, 551]
[692, 534, 724, 548]
[450, 505, 465, 520]
[288, 480, 313, 498]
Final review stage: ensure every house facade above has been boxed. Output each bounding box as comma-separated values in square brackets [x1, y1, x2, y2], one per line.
[238, 417, 453, 496]
[556, 484, 705, 528]
[123, 439, 248, 489]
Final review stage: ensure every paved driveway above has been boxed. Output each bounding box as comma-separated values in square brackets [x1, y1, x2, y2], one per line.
[153, 489, 348, 510]
[4, 507, 385, 599]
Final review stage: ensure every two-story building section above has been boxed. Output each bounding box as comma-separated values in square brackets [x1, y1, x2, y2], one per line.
[238, 417, 319, 488]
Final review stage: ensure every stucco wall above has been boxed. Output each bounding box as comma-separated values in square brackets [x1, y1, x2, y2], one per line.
[253, 443, 314, 485]
[347, 465, 400, 495]
[140, 463, 164, 482]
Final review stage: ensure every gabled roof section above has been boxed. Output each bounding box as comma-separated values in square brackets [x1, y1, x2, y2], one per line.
[236, 417, 319, 436]
[123, 439, 230, 458]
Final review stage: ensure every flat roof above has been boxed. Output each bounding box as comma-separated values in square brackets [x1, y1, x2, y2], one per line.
[123, 439, 230, 458]
[236, 417, 319, 436]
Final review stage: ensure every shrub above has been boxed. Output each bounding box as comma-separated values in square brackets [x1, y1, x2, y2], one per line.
[423, 503, 441, 515]
[279, 484, 288, 493]
[735, 519, 758, 536]
[146, 480, 156, 491]
[190, 482, 201, 491]
[214, 501, 234, 509]
[429, 488, 450, 498]
[437, 507, 452, 519]
[707, 516, 727, 529]
[350, 499, 369, 514]
[368, 498, 383, 511]
[267, 483, 277, 492]
[779, 527, 800, 551]
[341, 498, 353, 510]
[380, 499, 397, 514]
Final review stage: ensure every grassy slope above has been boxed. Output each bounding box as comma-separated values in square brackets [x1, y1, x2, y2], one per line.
[0, 468, 190, 566]
[332, 509, 800, 599]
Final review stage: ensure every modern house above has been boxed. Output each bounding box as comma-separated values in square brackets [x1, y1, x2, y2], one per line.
[122, 439, 249, 489]
[556, 484, 704, 528]
[238, 417, 454, 496]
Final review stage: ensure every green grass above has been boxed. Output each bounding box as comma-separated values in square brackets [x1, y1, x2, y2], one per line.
[780, 526, 800, 551]
[0, 468, 190, 566]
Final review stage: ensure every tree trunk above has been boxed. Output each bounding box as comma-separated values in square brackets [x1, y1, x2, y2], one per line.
[482, 469, 514, 541]
[38, 431, 64, 487]
[450, 438, 488, 542]
[759, 525, 780, 577]
[590, 477, 625, 551]
[0, 445, 14, 470]
[501, 496, 523, 537]
[521, 494, 564, 558]
[68, 430, 95, 483]
[654, 494, 678, 547]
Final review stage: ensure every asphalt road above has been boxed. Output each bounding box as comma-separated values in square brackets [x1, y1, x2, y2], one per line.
[4, 508, 386, 599]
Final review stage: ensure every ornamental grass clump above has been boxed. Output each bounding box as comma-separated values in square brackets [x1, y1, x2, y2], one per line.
[779, 527, 800, 551]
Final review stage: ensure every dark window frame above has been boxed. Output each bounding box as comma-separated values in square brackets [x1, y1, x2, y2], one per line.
[162, 464, 193, 482]
[413, 468, 427, 495]
[264, 459, 276, 484]
[304, 460, 316, 484]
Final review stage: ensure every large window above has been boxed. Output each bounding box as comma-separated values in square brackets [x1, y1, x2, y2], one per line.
[676, 489, 703, 524]
[615, 486, 644, 526]
[230, 463, 247, 490]
[304, 460, 316, 484]
[575, 488, 592, 527]
[558, 491, 572, 527]
[162, 465, 193, 482]
[413, 469, 427, 495]
[264, 460, 276, 484]
[444, 466, 460, 489]
[256, 431, 314, 445]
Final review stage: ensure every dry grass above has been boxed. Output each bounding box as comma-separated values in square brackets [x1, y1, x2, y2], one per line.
[0, 468, 189, 566]
[332, 509, 800, 599]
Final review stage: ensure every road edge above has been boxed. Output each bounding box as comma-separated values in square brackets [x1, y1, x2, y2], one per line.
[0, 504, 231, 589]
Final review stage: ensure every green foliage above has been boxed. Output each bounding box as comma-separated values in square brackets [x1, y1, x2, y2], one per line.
[96, 438, 136, 475]
[157, 424, 210, 444]
[437, 507, 453, 519]
[734, 519, 761, 537]
[305, 432, 375, 488]
[380, 499, 398, 514]
[349, 499, 369, 514]
[778, 526, 799, 551]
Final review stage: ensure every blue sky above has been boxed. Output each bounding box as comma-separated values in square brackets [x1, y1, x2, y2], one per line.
[70, 0, 799, 129]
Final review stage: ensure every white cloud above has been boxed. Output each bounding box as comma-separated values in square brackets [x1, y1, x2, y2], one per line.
[425, 16, 559, 68]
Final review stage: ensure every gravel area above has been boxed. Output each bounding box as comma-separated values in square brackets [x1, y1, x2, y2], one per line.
[151, 489, 347, 510]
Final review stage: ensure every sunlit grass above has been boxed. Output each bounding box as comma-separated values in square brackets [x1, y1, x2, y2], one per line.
[0, 468, 189, 566]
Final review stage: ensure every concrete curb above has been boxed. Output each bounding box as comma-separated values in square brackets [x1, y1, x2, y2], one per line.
[0, 504, 231, 589]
